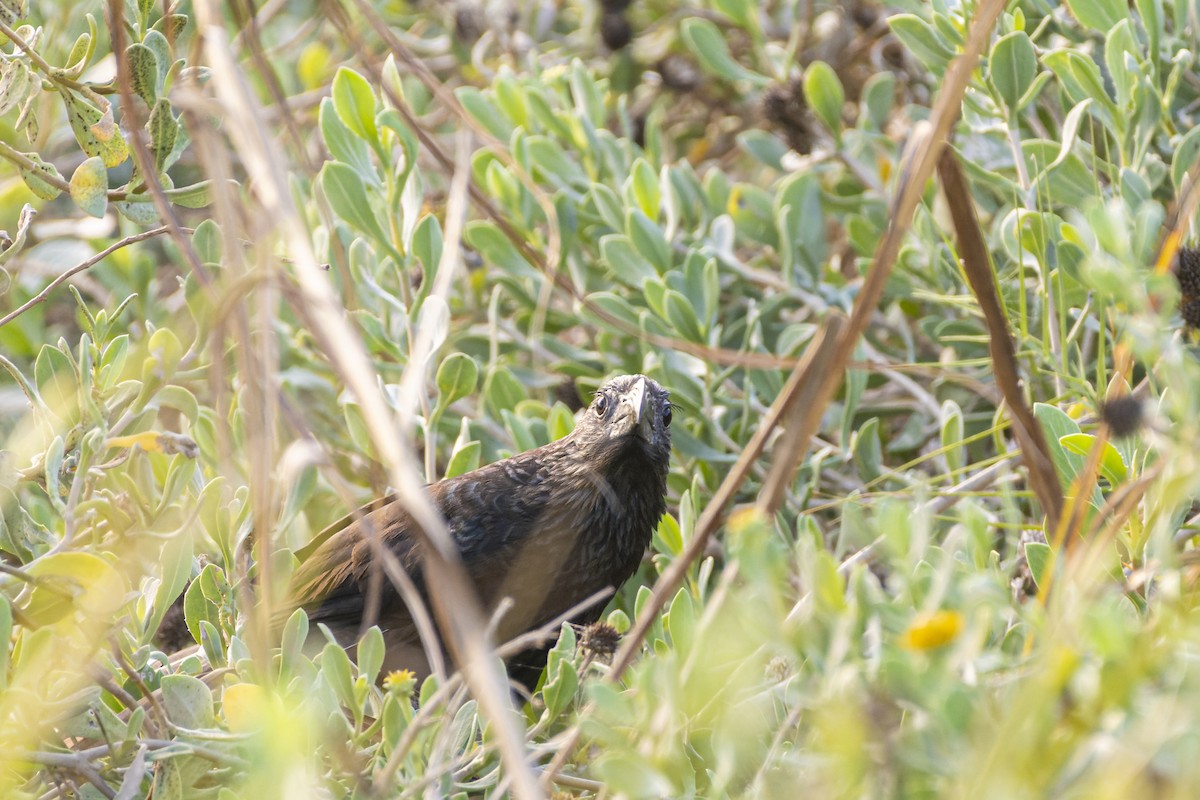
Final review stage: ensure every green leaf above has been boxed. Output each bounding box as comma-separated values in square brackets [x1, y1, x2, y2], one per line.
[485, 367, 525, 416]
[663, 289, 704, 341]
[457, 86, 515, 140]
[1065, 0, 1127, 33]
[628, 158, 660, 220]
[148, 530, 192, 636]
[162, 180, 224, 209]
[590, 184, 625, 231]
[889, 14, 955, 71]
[319, 97, 378, 186]
[852, 417, 883, 483]
[626, 209, 670, 272]
[860, 71, 895, 131]
[127, 42, 159, 104]
[19, 152, 63, 200]
[666, 587, 696, 650]
[146, 99, 179, 172]
[990, 31, 1037, 112]
[0, 59, 31, 116]
[541, 624, 579, 719]
[23, 551, 126, 627]
[1025, 541, 1053, 589]
[141, 29, 172, 87]
[803, 61, 844, 137]
[737, 129, 788, 169]
[0, 597, 10, 689]
[69, 156, 108, 218]
[321, 641, 357, 711]
[0, 203, 35, 266]
[34, 343, 77, 415]
[1059, 433, 1128, 485]
[680, 17, 769, 86]
[112, 196, 158, 225]
[184, 563, 222, 644]
[584, 291, 640, 328]
[436, 353, 479, 408]
[61, 30, 92, 78]
[1173, 126, 1200, 191]
[320, 161, 389, 244]
[280, 608, 309, 676]
[1104, 20, 1139, 108]
[377, 109, 419, 186]
[151, 758, 183, 800]
[161, 674, 215, 729]
[357, 626, 385, 685]
[1034, 403, 1104, 510]
[940, 400, 965, 475]
[596, 755, 675, 799]
[546, 403, 575, 441]
[192, 219, 223, 266]
[463, 221, 537, 279]
[712, 0, 756, 28]
[601, 233, 655, 286]
[1042, 50, 1117, 122]
[444, 439, 481, 478]
[331, 66, 379, 147]
[411, 213, 443, 273]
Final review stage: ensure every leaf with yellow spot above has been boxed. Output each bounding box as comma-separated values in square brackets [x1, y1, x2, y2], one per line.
[69, 156, 108, 218]
[61, 89, 129, 168]
[901, 610, 962, 650]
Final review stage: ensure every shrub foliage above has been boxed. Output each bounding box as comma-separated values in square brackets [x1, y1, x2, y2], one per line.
[2, 0, 1200, 797]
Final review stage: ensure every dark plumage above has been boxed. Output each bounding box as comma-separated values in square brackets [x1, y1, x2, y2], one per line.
[285, 374, 671, 689]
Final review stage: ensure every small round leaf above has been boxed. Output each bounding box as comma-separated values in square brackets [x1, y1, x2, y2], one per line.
[69, 156, 108, 218]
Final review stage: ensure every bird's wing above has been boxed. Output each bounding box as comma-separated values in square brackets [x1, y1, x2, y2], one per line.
[283, 450, 556, 640]
[284, 494, 423, 632]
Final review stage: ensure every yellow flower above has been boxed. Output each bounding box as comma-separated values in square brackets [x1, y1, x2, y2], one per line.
[384, 669, 417, 697]
[901, 610, 963, 650]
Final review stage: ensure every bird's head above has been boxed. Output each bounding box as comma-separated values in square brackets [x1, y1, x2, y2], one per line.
[572, 374, 672, 469]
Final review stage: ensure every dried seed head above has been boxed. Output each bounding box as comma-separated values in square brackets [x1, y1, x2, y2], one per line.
[1100, 395, 1145, 439]
[761, 77, 815, 154]
[657, 55, 699, 92]
[600, 12, 633, 50]
[580, 621, 621, 657]
[1183, 299, 1200, 329]
[1177, 247, 1200, 299]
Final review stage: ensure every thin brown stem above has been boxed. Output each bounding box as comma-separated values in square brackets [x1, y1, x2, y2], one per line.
[0, 227, 172, 329]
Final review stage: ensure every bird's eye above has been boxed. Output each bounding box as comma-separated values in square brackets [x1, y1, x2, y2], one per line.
[594, 395, 608, 417]
[663, 406, 672, 427]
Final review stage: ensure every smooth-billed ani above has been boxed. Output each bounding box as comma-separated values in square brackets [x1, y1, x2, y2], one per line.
[284, 374, 672, 690]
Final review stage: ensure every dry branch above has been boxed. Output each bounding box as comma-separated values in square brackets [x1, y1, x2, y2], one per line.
[936, 149, 1064, 533]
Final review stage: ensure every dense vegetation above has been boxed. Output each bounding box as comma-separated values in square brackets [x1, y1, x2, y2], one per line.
[2, 0, 1200, 796]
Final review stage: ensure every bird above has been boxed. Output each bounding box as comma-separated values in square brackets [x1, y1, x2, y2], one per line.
[283, 374, 672, 690]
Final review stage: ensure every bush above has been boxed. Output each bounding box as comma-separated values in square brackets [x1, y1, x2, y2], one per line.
[2, 0, 1200, 796]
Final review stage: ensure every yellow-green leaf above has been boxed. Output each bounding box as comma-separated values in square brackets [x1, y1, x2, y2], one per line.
[1059, 433, 1128, 485]
[69, 156, 108, 218]
[23, 552, 128, 628]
